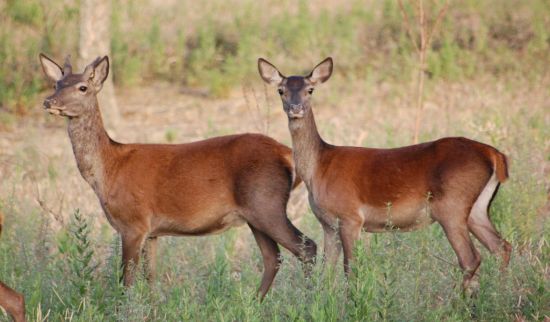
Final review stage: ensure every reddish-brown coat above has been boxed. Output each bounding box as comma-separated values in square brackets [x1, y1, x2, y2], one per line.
[39, 54, 316, 299]
[0, 213, 26, 322]
[259, 56, 512, 292]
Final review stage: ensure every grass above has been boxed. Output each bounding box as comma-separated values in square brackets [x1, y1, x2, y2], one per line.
[0, 206, 547, 321]
[0, 0, 549, 321]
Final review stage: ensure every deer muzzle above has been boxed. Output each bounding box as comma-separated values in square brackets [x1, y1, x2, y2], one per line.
[288, 104, 305, 118]
[43, 97, 64, 115]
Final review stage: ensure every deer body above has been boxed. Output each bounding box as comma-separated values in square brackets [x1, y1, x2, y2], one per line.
[40, 54, 316, 298]
[67, 110, 270, 236]
[259, 57, 511, 290]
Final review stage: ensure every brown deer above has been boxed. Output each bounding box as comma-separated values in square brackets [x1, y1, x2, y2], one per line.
[39, 53, 316, 299]
[258, 57, 512, 290]
[0, 212, 25, 322]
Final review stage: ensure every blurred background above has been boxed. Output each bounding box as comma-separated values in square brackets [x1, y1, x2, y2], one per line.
[0, 0, 549, 320]
[1, 0, 549, 112]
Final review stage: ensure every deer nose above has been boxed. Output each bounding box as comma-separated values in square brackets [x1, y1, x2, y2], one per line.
[43, 97, 57, 109]
[290, 104, 303, 111]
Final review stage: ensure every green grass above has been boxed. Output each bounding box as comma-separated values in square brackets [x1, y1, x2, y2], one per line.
[0, 201, 548, 321]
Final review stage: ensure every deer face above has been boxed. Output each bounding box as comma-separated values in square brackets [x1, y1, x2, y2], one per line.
[39, 54, 109, 118]
[258, 57, 333, 119]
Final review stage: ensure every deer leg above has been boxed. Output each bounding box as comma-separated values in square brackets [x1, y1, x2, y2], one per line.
[467, 180, 511, 269]
[142, 236, 158, 283]
[440, 220, 481, 291]
[0, 281, 25, 322]
[468, 217, 511, 269]
[309, 196, 340, 267]
[246, 212, 316, 272]
[271, 218, 316, 267]
[321, 221, 341, 267]
[339, 218, 363, 277]
[121, 232, 146, 286]
[249, 224, 281, 300]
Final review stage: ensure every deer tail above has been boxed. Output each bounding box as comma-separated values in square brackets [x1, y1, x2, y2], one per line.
[492, 150, 509, 183]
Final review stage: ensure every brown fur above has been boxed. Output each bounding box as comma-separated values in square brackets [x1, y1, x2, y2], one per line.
[0, 212, 26, 322]
[39, 54, 316, 299]
[259, 57, 512, 291]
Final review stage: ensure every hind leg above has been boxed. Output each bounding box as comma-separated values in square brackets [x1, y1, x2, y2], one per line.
[244, 202, 316, 271]
[468, 217, 511, 269]
[439, 218, 481, 291]
[243, 187, 317, 268]
[249, 224, 281, 300]
[252, 214, 316, 267]
[468, 177, 511, 269]
[239, 169, 316, 275]
[433, 200, 481, 290]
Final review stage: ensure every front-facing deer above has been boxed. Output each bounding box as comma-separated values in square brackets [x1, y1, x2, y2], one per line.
[39, 54, 316, 299]
[258, 57, 512, 291]
[0, 212, 25, 322]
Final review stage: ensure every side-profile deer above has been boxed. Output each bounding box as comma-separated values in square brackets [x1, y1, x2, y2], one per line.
[39, 53, 316, 299]
[258, 57, 512, 290]
[0, 212, 26, 322]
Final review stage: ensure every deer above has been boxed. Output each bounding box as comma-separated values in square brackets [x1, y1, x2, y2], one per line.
[39, 53, 317, 299]
[0, 212, 26, 322]
[258, 57, 512, 291]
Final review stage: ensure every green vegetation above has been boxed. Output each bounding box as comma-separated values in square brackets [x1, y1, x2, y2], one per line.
[0, 195, 548, 320]
[1, 0, 550, 111]
[0, 0, 548, 320]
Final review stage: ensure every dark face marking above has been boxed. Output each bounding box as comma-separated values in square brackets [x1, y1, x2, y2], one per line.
[278, 76, 314, 119]
[286, 76, 306, 92]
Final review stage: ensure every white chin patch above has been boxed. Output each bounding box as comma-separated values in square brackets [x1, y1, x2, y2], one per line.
[289, 112, 304, 119]
[47, 108, 62, 116]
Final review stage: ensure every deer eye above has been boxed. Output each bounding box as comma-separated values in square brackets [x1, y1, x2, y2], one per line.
[277, 89, 284, 95]
[308, 88, 314, 94]
[79, 86, 88, 92]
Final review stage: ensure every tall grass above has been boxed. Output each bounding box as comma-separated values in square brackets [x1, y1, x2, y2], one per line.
[0, 203, 547, 320]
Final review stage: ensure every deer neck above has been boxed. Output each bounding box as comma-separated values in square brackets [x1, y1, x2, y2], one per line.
[288, 106, 324, 186]
[67, 99, 116, 197]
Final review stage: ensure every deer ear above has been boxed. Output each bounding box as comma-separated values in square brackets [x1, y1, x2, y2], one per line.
[39, 53, 63, 81]
[308, 57, 333, 84]
[258, 58, 284, 85]
[85, 56, 109, 91]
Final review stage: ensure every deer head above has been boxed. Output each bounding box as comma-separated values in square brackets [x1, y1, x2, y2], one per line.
[39, 53, 109, 118]
[258, 57, 333, 119]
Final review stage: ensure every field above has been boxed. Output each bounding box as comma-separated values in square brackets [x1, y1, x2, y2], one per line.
[1, 0, 549, 321]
